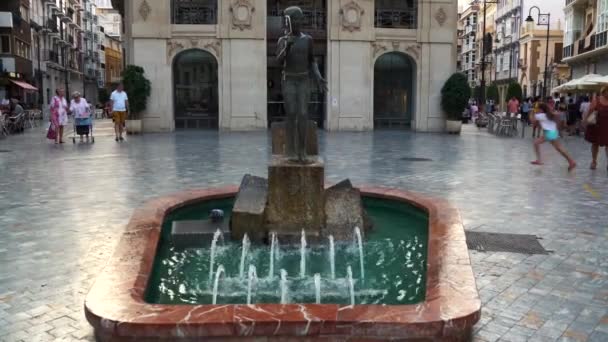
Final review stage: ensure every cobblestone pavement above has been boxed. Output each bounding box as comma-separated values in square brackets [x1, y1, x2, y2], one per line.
[0, 121, 607, 341]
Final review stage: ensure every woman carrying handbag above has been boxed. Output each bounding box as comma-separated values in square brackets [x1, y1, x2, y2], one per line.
[584, 86, 608, 171]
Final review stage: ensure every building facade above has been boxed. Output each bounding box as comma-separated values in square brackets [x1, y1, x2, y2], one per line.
[95, 0, 121, 39]
[103, 32, 122, 88]
[475, 2, 497, 89]
[0, 0, 35, 104]
[458, 2, 479, 87]
[562, 0, 608, 78]
[493, 0, 522, 105]
[519, 25, 568, 99]
[115, 0, 458, 132]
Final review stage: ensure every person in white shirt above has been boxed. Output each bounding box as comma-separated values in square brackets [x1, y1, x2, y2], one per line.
[530, 102, 576, 171]
[110, 83, 129, 141]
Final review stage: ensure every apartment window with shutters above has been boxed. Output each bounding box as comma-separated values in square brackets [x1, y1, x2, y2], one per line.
[554, 43, 563, 63]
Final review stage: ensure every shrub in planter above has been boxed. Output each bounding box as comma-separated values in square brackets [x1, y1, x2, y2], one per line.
[122, 65, 151, 120]
[486, 84, 499, 103]
[441, 73, 471, 121]
[505, 82, 523, 102]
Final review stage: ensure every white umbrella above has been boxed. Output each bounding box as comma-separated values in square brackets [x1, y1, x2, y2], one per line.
[552, 74, 605, 93]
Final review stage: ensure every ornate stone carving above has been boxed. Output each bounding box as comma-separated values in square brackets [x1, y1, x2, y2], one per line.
[372, 41, 421, 61]
[372, 42, 388, 58]
[167, 39, 222, 63]
[434, 7, 447, 27]
[405, 44, 421, 60]
[230, 0, 255, 31]
[339, 1, 364, 32]
[139, 0, 151, 21]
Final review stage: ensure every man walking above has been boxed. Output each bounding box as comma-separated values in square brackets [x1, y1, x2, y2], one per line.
[110, 83, 128, 141]
[507, 96, 520, 118]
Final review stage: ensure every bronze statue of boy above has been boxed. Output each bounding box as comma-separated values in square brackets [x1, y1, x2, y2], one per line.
[277, 6, 327, 163]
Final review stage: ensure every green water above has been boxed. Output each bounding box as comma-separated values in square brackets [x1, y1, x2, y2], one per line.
[145, 197, 428, 305]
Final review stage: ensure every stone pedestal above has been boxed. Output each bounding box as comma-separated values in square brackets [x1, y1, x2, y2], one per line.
[324, 179, 372, 241]
[230, 175, 268, 242]
[266, 155, 325, 236]
[271, 121, 319, 155]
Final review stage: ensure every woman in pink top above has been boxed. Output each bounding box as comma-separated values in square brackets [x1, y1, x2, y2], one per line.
[507, 97, 520, 116]
[50, 88, 68, 144]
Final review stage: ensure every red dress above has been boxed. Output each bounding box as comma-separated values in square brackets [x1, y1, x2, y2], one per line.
[585, 99, 608, 147]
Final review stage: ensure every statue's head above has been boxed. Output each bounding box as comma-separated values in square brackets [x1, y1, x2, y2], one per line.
[284, 6, 304, 33]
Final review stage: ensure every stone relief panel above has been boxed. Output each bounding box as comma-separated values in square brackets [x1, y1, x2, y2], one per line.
[339, 1, 365, 32]
[372, 41, 421, 62]
[138, 0, 151, 21]
[230, 0, 255, 31]
[167, 38, 222, 64]
[434, 7, 447, 27]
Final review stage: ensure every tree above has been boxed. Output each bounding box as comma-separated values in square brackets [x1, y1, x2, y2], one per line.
[121, 65, 151, 120]
[98, 88, 110, 105]
[505, 82, 523, 102]
[441, 73, 471, 121]
[486, 84, 499, 103]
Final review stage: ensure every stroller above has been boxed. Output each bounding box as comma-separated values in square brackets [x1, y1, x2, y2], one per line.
[72, 106, 95, 143]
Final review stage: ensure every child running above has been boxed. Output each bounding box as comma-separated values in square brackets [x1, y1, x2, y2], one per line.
[530, 102, 577, 171]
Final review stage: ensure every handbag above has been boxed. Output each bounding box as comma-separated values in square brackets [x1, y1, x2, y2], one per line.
[586, 111, 597, 125]
[46, 123, 56, 140]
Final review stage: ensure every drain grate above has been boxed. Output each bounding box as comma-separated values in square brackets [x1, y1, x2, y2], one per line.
[465, 231, 550, 255]
[400, 157, 433, 162]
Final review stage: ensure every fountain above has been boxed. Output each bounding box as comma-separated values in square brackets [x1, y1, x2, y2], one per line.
[246, 265, 257, 305]
[300, 230, 306, 278]
[211, 265, 225, 305]
[268, 232, 277, 279]
[329, 235, 335, 279]
[347, 266, 355, 306]
[314, 273, 321, 304]
[354, 227, 364, 281]
[85, 28, 480, 339]
[208, 229, 222, 283]
[280, 269, 288, 304]
[239, 234, 250, 279]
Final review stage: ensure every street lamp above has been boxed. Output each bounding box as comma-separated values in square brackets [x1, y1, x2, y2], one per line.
[526, 6, 551, 98]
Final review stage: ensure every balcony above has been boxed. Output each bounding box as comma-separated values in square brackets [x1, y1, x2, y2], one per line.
[172, 0, 219, 24]
[43, 50, 60, 64]
[375, 9, 417, 29]
[563, 31, 608, 63]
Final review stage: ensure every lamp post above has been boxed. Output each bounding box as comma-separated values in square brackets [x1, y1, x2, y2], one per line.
[526, 6, 550, 98]
[480, 0, 499, 112]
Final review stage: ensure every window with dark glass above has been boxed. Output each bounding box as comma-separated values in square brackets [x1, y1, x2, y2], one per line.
[375, 0, 418, 29]
[0, 35, 10, 54]
[171, 0, 217, 25]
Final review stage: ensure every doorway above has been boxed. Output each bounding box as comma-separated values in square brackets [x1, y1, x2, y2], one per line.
[173, 49, 219, 129]
[374, 52, 415, 129]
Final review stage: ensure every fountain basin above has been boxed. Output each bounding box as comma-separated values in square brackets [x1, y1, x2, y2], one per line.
[85, 186, 480, 341]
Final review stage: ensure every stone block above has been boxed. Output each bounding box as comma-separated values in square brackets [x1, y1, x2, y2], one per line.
[230, 174, 268, 242]
[324, 179, 372, 241]
[271, 121, 319, 155]
[266, 155, 325, 236]
[171, 220, 229, 249]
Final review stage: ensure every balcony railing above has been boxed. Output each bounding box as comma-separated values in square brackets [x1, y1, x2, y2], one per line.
[46, 18, 59, 33]
[375, 9, 417, 29]
[43, 50, 60, 64]
[597, 31, 608, 49]
[172, 0, 217, 25]
[563, 31, 608, 60]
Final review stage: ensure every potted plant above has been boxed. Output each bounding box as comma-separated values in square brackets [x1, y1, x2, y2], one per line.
[441, 73, 471, 134]
[505, 82, 523, 103]
[122, 65, 151, 134]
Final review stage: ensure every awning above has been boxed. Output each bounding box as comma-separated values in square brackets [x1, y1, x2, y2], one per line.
[10, 80, 38, 91]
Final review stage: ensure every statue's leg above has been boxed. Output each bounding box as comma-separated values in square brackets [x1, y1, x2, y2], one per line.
[282, 79, 297, 159]
[296, 78, 309, 162]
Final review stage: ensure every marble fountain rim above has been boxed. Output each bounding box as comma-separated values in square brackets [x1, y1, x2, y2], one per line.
[84, 186, 481, 339]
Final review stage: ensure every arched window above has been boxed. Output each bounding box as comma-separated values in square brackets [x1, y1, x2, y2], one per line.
[375, 0, 417, 29]
[171, 0, 217, 25]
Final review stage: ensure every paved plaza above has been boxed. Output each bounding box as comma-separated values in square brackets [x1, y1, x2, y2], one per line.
[0, 121, 607, 341]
